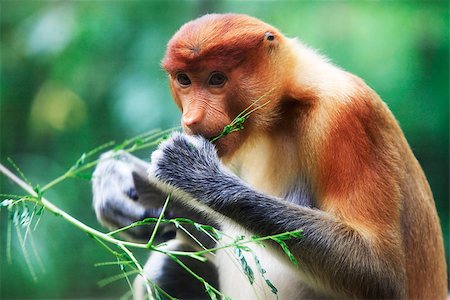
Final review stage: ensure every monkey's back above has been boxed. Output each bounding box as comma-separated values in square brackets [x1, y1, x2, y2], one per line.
[399, 144, 447, 299]
[367, 95, 447, 298]
[374, 95, 448, 298]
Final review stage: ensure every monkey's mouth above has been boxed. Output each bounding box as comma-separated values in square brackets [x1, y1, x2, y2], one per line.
[185, 131, 217, 141]
[183, 124, 227, 142]
[211, 132, 242, 159]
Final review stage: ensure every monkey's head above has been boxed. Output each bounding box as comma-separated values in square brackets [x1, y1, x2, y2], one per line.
[162, 14, 290, 158]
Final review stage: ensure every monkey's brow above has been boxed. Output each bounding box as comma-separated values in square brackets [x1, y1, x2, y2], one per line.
[162, 32, 265, 72]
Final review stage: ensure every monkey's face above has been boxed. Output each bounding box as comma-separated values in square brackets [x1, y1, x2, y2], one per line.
[162, 13, 285, 158]
[168, 68, 248, 158]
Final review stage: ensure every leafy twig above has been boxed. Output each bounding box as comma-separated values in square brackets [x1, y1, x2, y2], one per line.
[210, 89, 274, 143]
[1, 95, 305, 299]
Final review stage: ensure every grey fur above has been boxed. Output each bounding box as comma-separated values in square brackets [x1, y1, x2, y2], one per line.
[92, 150, 218, 299]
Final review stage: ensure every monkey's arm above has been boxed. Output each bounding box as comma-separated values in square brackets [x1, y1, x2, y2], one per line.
[92, 150, 217, 244]
[92, 150, 178, 241]
[92, 151, 219, 299]
[149, 133, 406, 298]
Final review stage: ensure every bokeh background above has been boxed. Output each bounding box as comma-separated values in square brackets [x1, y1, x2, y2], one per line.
[1, 1, 448, 298]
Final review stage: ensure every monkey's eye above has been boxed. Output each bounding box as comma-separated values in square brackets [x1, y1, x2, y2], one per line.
[208, 72, 227, 87]
[176, 73, 191, 87]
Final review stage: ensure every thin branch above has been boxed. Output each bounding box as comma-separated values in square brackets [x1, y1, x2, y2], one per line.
[0, 164, 148, 249]
[146, 193, 171, 248]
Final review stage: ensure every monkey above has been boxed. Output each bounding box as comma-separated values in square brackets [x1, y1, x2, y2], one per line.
[93, 13, 447, 299]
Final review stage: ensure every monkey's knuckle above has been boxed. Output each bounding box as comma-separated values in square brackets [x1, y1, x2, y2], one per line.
[162, 132, 187, 151]
[98, 150, 116, 161]
[204, 141, 217, 156]
[183, 134, 204, 149]
[149, 150, 164, 174]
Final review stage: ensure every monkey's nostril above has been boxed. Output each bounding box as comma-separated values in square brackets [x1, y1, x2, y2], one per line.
[182, 108, 206, 127]
[127, 188, 139, 201]
[182, 115, 198, 127]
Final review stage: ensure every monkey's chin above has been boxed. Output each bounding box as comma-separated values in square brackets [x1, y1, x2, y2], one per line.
[213, 134, 242, 159]
[183, 127, 243, 158]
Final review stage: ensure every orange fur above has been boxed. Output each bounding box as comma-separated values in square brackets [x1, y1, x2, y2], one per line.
[162, 14, 278, 74]
[163, 13, 447, 298]
[303, 76, 446, 298]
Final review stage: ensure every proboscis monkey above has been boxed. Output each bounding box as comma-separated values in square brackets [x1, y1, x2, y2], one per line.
[93, 13, 447, 299]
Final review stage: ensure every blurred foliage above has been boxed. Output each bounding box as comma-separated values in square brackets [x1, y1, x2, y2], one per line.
[0, 0, 448, 298]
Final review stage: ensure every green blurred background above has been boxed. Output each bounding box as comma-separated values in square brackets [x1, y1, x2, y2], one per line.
[1, 1, 448, 298]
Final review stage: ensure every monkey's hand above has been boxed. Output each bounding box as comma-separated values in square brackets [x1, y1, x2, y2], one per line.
[92, 150, 175, 242]
[149, 132, 239, 210]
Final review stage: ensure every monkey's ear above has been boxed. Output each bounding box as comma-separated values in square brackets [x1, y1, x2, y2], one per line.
[264, 31, 279, 48]
[264, 31, 276, 41]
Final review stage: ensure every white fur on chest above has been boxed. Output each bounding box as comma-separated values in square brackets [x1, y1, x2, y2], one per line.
[216, 223, 304, 300]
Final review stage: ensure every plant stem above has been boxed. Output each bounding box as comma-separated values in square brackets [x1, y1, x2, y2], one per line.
[167, 253, 226, 298]
[178, 224, 212, 254]
[40, 127, 181, 193]
[146, 193, 171, 248]
[209, 88, 274, 143]
[0, 163, 148, 249]
[193, 230, 302, 256]
[118, 244, 154, 300]
[40, 160, 99, 192]
[0, 163, 211, 262]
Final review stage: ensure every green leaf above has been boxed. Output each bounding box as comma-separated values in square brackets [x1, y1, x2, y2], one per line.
[34, 205, 44, 216]
[271, 238, 298, 267]
[7, 157, 32, 187]
[204, 282, 217, 300]
[12, 207, 20, 225]
[97, 270, 139, 287]
[235, 247, 254, 284]
[265, 278, 278, 295]
[276, 230, 303, 241]
[252, 249, 278, 295]
[0, 199, 14, 207]
[20, 207, 32, 228]
[153, 287, 163, 300]
[73, 153, 87, 169]
[114, 143, 127, 151]
[211, 228, 222, 240]
[253, 254, 266, 275]
[33, 184, 43, 199]
[94, 261, 133, 267]
[235, 235, 245, 242]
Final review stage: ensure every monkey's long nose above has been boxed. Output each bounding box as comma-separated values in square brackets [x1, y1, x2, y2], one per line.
[182, 108, 206, 127]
